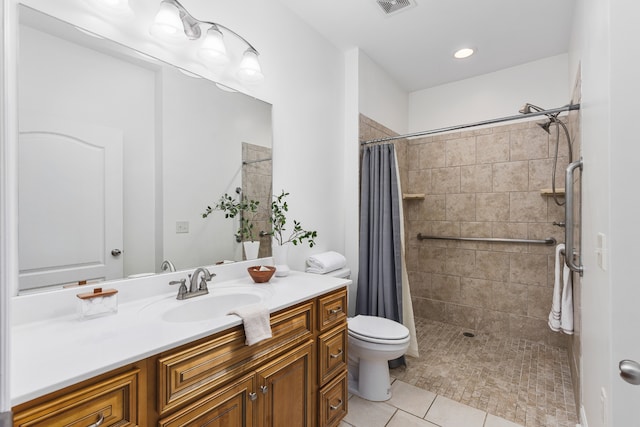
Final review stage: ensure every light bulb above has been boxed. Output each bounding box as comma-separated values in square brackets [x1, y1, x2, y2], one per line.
[91, 0, 131, 14]
[237, 48, 264, 83]
[453, 48, 475, 59]
[150, 1, 185, 41]
[198, 26, 229, 65]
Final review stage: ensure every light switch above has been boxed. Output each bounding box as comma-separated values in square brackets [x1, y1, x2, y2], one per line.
[176, 221, 189, 233]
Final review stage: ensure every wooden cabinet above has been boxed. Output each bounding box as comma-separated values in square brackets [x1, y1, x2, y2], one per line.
[157, 342, 314, 427]
[13, 366, 144, 427]
[156, 300, 313, 416]
[13, 286, 348, 427]
[316, 288, 348, 427]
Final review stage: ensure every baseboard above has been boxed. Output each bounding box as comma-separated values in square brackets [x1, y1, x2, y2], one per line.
[0, 411, 12, 427]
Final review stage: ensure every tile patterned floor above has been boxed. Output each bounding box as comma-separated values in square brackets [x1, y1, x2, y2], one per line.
[341, 379, 524, 427]
[386, 317, 579, 427]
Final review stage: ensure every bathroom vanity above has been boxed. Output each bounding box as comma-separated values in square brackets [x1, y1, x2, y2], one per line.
[11, 265, 349, 427]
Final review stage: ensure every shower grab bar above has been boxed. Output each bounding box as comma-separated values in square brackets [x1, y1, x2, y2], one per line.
[417, 234, 556, 245]
[564, 159, 583, 275]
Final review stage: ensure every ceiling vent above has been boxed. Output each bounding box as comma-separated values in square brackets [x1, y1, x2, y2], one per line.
[376, 0, 416, 16]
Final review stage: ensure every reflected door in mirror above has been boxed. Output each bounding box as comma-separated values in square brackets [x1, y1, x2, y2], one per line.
[19, 116, 124, 291]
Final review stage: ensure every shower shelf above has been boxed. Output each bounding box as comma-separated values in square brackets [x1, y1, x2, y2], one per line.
[540, 188, 565, 196]
[403, 193, 425, 200]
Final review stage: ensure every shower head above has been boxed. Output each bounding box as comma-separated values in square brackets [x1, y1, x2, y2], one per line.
[537, 121, 552, 134]
[519, 102, 561, 128]
[519, 103, 546, 115]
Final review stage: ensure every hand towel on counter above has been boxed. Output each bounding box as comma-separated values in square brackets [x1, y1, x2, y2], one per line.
[548, 243, 574, 335]
[228, 303, 272, 345]
[305, 251, 347, 274]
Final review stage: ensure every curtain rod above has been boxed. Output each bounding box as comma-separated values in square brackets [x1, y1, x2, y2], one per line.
[360, 104, 580, 145]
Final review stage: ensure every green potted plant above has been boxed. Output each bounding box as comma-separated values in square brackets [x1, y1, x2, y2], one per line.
[203, 190, 261, 259]
[269, 190, 318, 276]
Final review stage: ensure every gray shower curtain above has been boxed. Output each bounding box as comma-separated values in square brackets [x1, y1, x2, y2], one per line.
[356, 143, 403, 332]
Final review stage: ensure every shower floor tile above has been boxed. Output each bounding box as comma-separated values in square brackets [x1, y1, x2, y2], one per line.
[390, 317, 579, 427]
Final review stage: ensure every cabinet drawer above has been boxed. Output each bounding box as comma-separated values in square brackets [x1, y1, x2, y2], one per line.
[13, 369, 140, 427]
[158, 300, 313, 414]
[158, 374, 256, 427]
[318, 325, 347, 385]
[318, 370, 348, 427]
[318, 288, 347, 332]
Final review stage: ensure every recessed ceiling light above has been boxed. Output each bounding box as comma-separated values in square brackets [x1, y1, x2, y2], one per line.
[454, 48, 475, 59]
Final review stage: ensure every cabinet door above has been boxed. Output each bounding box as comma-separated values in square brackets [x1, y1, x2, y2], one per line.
[158, 374, 256, 427]
[256, 341, 313, 427]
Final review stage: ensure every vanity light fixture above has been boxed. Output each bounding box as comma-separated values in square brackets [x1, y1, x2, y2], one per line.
[91, 0, 131, 14]
[453, 47, 475, 59]
[150, 0, 263, 83]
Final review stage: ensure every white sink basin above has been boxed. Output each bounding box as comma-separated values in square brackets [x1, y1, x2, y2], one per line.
[139, 286, 273, 323]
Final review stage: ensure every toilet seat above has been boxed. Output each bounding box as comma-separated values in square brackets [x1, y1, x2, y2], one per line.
[348, 315, 409, 344]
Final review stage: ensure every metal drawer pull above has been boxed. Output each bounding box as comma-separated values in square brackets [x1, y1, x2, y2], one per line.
[329, 307, 342, 315]
[260, 385, 268, 394]
[88, 414, 104, 427]
[249, 392, 258, 401]
[329, 399, 343, 411]
[330, 349, 343, 359]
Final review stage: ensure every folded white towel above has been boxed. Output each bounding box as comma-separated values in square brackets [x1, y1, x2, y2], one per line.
[560, 260, 573, 334]
[548, 244, 574, 334]
[305, 251, 347, 274]
[228, 303, 272, 345]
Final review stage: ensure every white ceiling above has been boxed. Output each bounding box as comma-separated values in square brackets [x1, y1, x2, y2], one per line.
[276, 0, 576, 92]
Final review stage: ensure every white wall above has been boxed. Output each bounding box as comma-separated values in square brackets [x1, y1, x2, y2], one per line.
[409, 54, 570, 131]
[344, 48, 360, 315]
[569, 0, 612, 425]
[359, 51, 409, 134]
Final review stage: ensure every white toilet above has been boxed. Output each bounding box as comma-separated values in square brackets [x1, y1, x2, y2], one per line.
[325, 268, 410, 402]
[347, 315, 410, 401]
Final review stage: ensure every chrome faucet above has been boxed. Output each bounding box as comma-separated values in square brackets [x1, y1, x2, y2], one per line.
[169, 267, 215, 300]
[160, 259, 176, 272]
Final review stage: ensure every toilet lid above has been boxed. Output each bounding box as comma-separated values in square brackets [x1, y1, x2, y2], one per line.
[348, 315, 410, 341]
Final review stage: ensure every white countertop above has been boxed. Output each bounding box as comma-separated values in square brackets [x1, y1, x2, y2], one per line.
[11, 264, 350, 406]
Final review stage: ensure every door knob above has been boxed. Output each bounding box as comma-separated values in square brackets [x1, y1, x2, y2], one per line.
[111, 249, 122, 256]
[619, 359, 640, 385]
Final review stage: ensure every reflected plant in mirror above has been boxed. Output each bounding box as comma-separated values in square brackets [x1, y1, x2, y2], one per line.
[202, 189, 260, 243]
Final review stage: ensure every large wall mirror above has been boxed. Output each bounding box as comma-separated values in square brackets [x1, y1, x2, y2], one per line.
[17, 5, 273, 294]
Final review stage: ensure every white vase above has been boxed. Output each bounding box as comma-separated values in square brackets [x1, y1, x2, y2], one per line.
[272, 244, 290, 277]
[243, 241, 260, 260]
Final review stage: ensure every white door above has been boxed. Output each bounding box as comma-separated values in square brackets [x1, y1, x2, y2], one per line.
[18, 115, 123, 291]
[610, 0, 640, 424]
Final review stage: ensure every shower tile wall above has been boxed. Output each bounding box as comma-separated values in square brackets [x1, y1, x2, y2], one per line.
[360, 112, 575, 348]
[402, 120, 572, 348]
[241, 142, 272, 258]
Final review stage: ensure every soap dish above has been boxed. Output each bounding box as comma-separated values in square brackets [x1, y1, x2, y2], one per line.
[76, 287, 118, 319]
